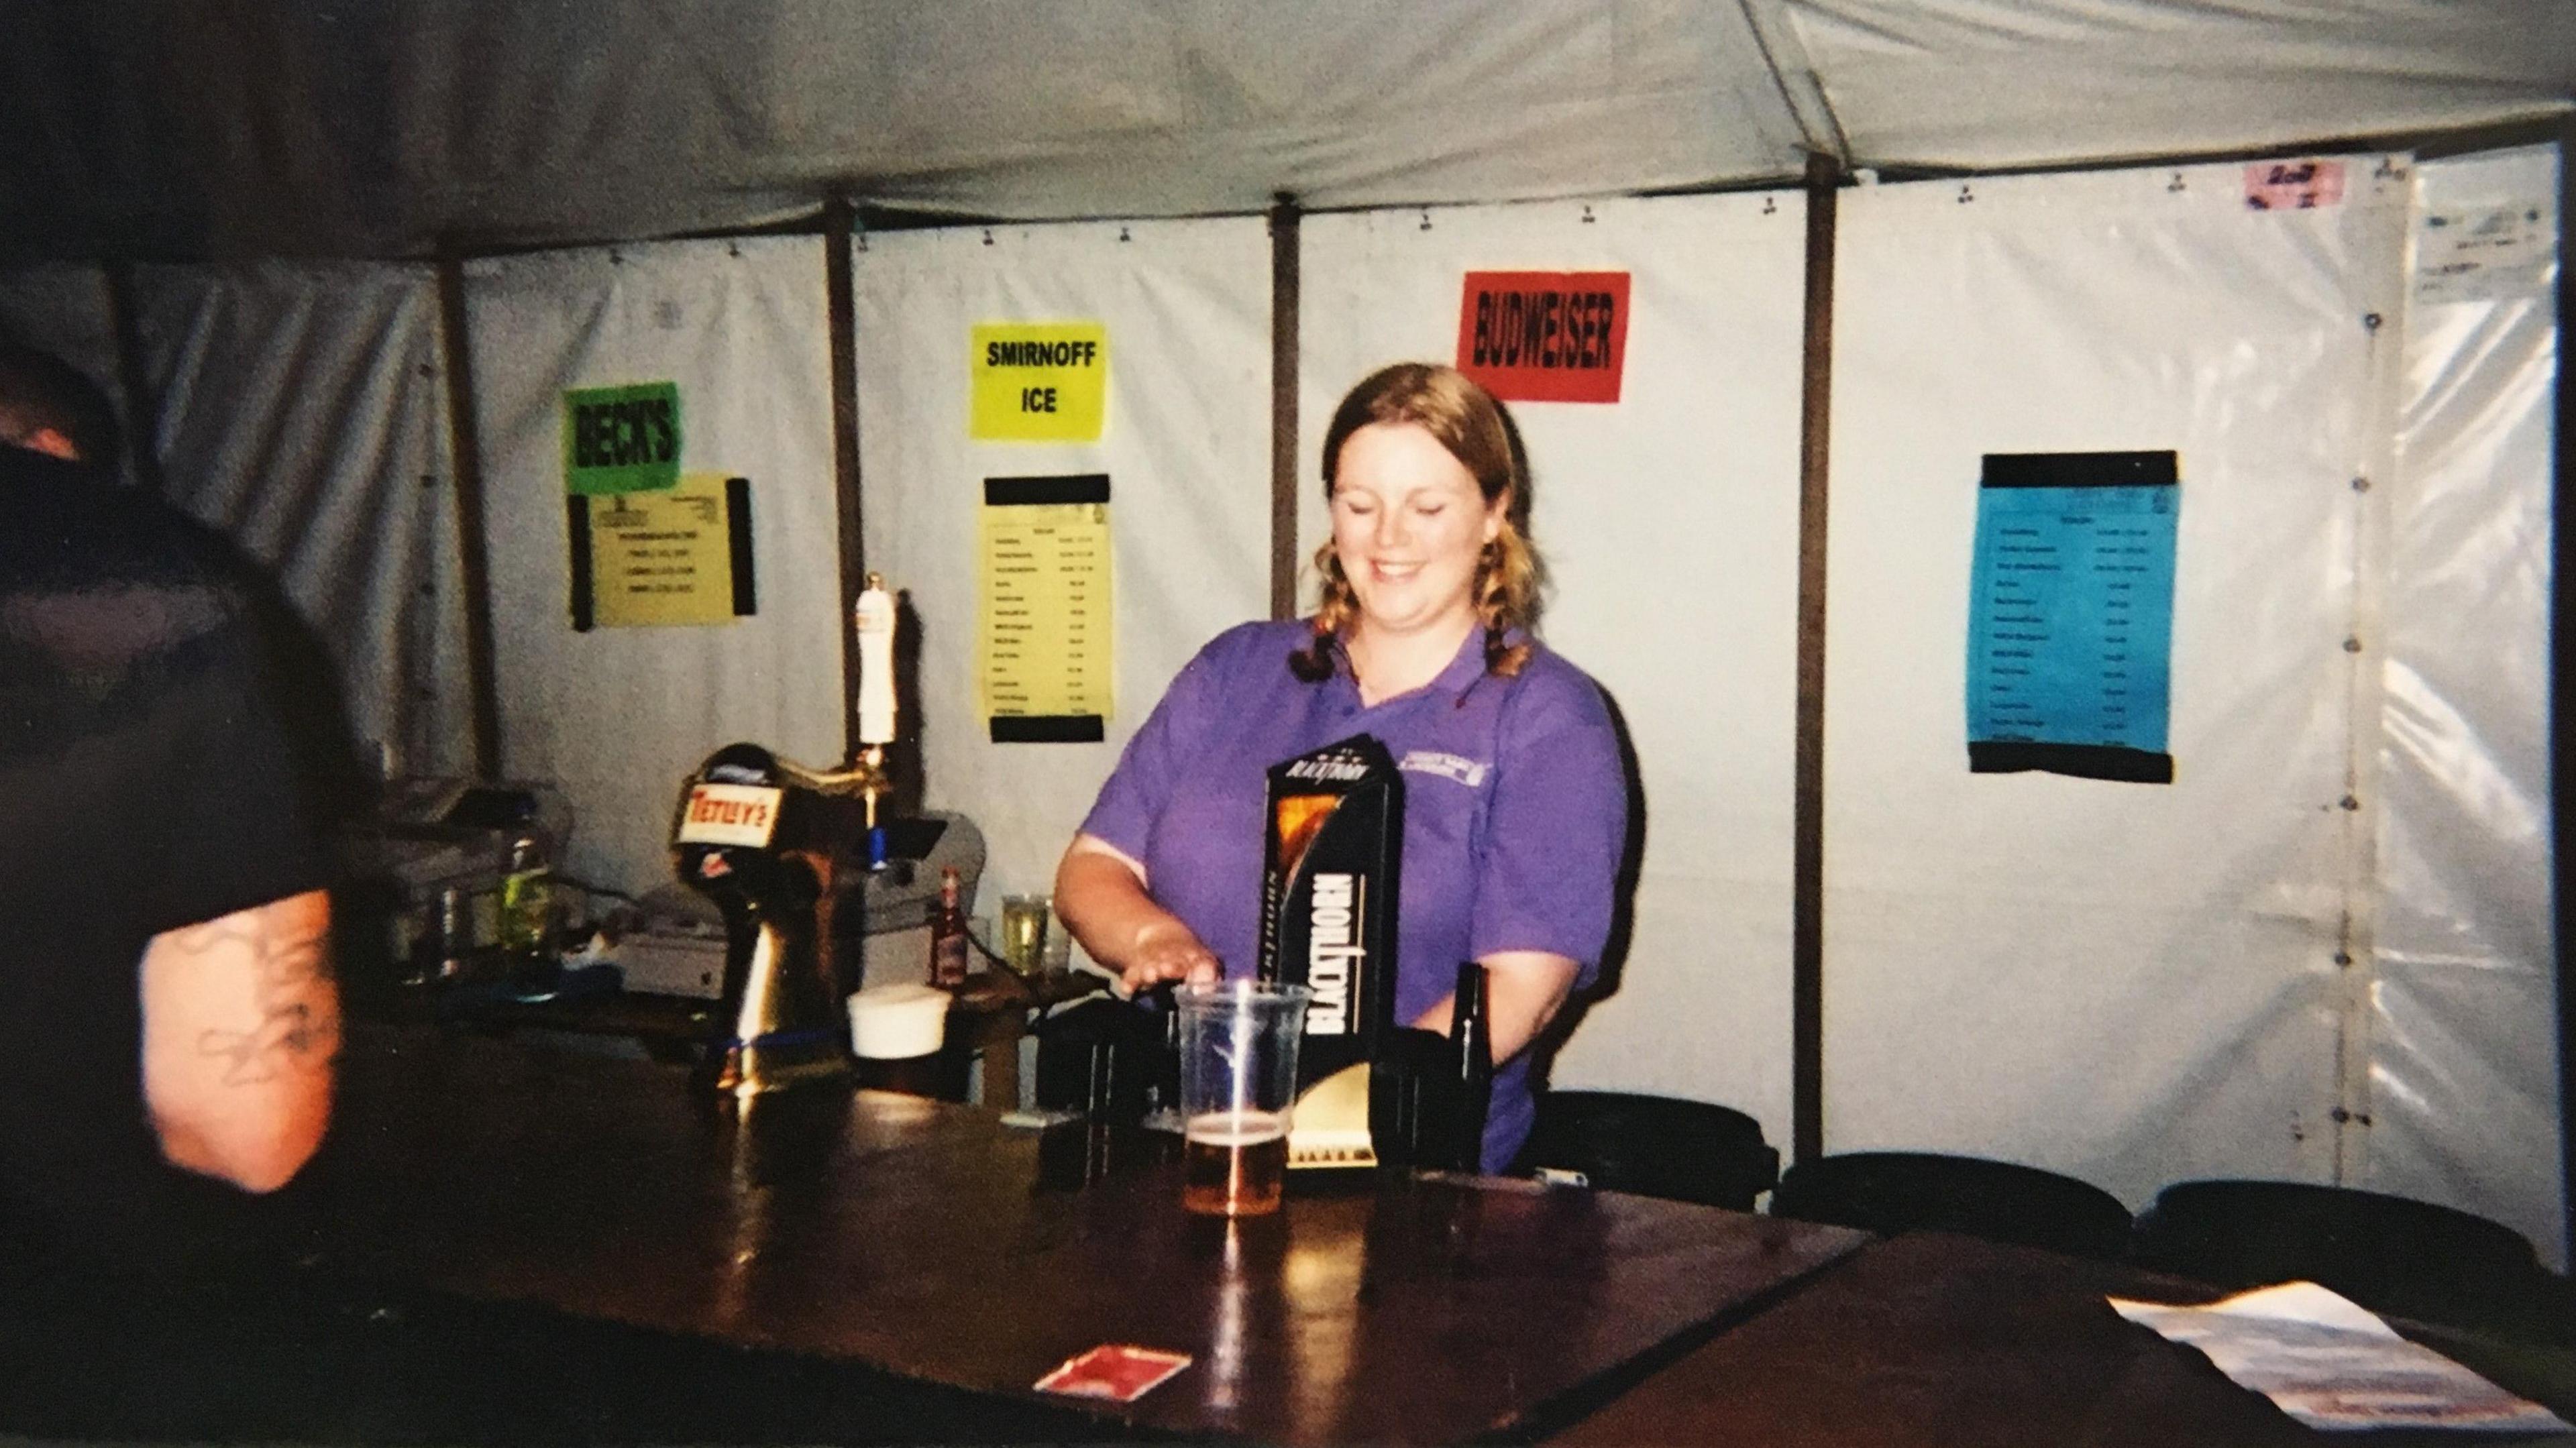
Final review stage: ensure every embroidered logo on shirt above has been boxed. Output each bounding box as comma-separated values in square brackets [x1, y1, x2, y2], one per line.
[1398, 750, 1489, 788]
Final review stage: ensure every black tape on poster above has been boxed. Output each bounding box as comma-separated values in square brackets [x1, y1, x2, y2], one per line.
[990, 716, 1106, 744]
[567, 495, 595, 632]
[726, 476, 757, 616]
[1980, 451, 2178, 490]
[1968, 741, 2174, 784]
[984, 472, 1111, 507]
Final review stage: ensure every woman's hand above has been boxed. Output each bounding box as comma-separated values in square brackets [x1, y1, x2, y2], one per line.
[1119, 917, 1221, 993]
[1054, 834, 1222, 995]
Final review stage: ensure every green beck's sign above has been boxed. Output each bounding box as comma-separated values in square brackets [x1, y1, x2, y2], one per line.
[564, 382, 682, 495]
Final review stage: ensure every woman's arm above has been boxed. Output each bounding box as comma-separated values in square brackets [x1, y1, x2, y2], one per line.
[1053, 834, 1221, 993]
[1407, 949, 1580, 1065]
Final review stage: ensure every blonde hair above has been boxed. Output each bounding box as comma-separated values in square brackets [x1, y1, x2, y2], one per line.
[1291, 362, 1545, 682]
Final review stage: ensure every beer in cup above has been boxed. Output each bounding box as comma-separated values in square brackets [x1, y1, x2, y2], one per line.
[1000, 893, 1051, 977]
[1175, 981, 1309, 1217]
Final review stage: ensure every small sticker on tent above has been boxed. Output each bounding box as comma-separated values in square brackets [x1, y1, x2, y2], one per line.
[1966, 452, 2178, 784]
[972, 323, 1108, 441]
[2415, 202, 2556, 305]
[2243, 160, 2345, 212]
[564, 381, 682, 495]
[979, 473, 1111, 740]
[1456, 271, 1630, 403]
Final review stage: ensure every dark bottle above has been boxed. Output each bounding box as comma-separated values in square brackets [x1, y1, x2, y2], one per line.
[1446, 962, 1493, 1173]
[929, 866, 970, 988]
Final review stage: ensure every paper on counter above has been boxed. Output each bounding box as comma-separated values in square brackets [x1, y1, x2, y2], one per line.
[2110, 1281, 2571, 1433]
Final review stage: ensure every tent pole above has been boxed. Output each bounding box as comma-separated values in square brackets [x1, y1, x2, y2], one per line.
[1269, 194, 1303, 620]
[433, 245, 503, 781]
[100, 263, 168, 499]
[825, 197, 866, 760]
[1792, 150, 1841, 1169]
[2554, 115, 2573, 1270]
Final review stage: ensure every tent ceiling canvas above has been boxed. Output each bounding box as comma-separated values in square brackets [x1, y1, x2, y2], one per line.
[1, 0, 2567, 260]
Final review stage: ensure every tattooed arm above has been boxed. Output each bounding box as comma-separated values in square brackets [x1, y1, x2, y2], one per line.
[139, 890, 339, 1192]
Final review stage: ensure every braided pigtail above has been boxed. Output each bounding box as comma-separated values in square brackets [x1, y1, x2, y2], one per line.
[1289, 540, 1358, 681]
[1474, 515, 1543, 677]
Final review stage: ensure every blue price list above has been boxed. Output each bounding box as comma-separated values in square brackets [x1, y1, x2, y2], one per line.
[1965, 451, 2178, 784]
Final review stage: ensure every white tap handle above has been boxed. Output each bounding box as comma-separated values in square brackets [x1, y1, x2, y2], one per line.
[855, 581, 897, 745]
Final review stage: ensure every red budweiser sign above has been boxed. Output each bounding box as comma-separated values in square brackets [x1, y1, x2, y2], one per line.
[1454, 270, 1631, 404]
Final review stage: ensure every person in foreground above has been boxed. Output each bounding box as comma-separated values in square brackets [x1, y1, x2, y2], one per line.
[0, 341, 339, 1257]
[1057, 361, 1625, 1173]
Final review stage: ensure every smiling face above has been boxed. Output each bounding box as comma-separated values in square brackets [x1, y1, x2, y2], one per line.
[1328, 421, 1506, 644]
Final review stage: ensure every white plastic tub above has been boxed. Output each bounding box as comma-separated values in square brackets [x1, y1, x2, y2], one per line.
[846, 983, 950, 1060]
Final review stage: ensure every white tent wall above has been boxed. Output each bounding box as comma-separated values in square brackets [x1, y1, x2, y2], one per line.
[1821, 158, 2412, 1215]
[466, 237, 844, 896]
[2369, 145, 2561, 1262]
[851, 219, 1272, 913]
[130, 261, 469, 785]
[1298, 195, 1809, 1138]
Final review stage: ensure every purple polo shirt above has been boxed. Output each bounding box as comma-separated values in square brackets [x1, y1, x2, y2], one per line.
[1080, 618, 1627, 1171]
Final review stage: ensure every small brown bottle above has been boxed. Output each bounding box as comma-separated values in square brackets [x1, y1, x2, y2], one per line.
[929, 866, 971, 988]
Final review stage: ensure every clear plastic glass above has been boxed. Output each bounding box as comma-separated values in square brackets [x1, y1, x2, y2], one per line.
[1175, 981, 1309, 1215]
[999, 893, 1051, 976]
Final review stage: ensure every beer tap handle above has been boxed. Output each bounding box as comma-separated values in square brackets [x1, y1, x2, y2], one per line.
[851, 573, 898, 870]
[855, 575, 897, 749]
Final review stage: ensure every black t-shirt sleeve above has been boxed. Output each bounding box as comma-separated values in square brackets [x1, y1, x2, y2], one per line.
[138, 592, 332, 927]
[130, 546, 335, 938]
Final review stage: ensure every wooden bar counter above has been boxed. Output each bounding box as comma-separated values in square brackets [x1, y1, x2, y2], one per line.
[1554, 1229, 2576, 1447]
[256, 1023, 1863, 1444]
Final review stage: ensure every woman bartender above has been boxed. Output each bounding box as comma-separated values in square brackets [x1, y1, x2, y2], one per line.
[1055, 362, 1626, 1173]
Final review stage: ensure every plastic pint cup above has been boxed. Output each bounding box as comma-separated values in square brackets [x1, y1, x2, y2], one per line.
[999, 894, 1051, 977]
[1176, 980, 1309, 1216]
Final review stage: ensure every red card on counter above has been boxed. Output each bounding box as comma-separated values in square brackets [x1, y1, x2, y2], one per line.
[1034, 1343, 1193, 1402]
